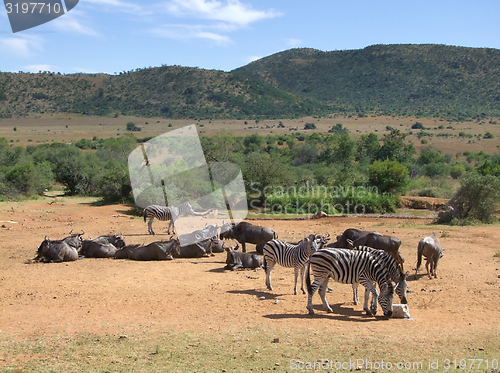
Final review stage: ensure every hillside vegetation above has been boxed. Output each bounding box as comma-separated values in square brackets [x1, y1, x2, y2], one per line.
[0, 66, 327, 120]
[233, 44, 500, 120]
[1, 44, 500, 121]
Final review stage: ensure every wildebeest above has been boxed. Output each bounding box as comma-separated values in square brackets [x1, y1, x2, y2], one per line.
[224, 244, 263, 271]
[114, 241, 176, 261]
[220, 221, 277, 253]
[93, 234, 126, 248]
[80, 240, 118, 258]
[172, 237, 224, 258]
[416, 233, 444, 279]
[34, 231, 84, 263]
[327, 228, 380, 248]
[350, 233, 404, 267]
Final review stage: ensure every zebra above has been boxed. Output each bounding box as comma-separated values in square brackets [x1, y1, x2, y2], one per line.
[143, 202, 211, 235]
[263, 234, 329, 295]
[350, 245, 409, 308]
[416, 233, 444, 279]
[305, 248, 395, 318]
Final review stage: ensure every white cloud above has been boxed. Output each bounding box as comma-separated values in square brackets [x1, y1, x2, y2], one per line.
[246, 55, 262, 63]
[165, 0, 282, 26]
[24, 64, 57, 72]
[0, 35, 43, 58]
[287, 38, 303, 47]
[149, 24, 231, 45]
[50, 10, 98, 35]
[84, 0, 146, 14]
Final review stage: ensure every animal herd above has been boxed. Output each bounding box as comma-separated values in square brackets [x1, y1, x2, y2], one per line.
[33, 217, 444, 320]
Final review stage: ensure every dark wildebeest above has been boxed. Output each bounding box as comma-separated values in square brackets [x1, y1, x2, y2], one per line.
[114, 241, 176, 261]
[416, 233, 444, 279]
[93, 234, 126, 248]
[224, 244, 263, 271]
[34, 231, 84, 263]
[220, 221, 277, 253]
[327, 228, 381, 248]
[171, 237, 223, 258]
[80, 240, 117, 258]
[350, 233, 404, 267]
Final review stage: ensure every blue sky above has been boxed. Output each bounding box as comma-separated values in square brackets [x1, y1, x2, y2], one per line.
[1, 0, 500, 74]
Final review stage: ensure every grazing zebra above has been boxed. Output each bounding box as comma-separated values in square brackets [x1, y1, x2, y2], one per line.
[263, 234, 329, 295]
[305, 248, 395, 318]
[351, 245, 409, 308]
[143, 202, 209, 235]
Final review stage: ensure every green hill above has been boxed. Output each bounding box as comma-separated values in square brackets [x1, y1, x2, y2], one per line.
[233, 44, 500, 120]
[2, 44, 500, 121]
[0, 65, 327, 120]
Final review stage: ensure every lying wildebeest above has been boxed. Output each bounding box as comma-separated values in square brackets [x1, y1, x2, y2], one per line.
[220, 221, 277, 253]
[327, 228, 381, 248]
[34, 230, 84, 263]
[350, 233, 404, 267]
[172, 237, 223, 258]
[93, 234, 126, 248]
[224, 244, 263, 270]
[80, 240, 117, 258]
[114, 241, 176, 261]
[416, 232, 444, 279]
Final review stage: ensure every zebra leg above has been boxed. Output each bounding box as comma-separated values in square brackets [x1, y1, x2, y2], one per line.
[360, 279, 379, 315]
[318, 279, 333, 313]
[265, 259, 275, 291]
[352, 283, 360, 305]
[293, 266, 300, 295]
[148, 217, 155, 235]
[167, 218, 176, 235]
[299, 265, 307, 295]
[306, 277, 323, 315]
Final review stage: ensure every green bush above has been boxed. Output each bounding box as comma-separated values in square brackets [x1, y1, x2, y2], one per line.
[440, 173, 500, 224]
[368, 159, 409, 194]
[450, 163, 466, 179]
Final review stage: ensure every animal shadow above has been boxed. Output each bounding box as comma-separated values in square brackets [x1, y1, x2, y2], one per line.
[227, 289, 286, 300]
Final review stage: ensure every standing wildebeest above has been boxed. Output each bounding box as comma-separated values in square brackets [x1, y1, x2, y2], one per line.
[172, 237, 224, 258]
[220, 221, 277, 253]
[416, 233, 444, 279]
[327, 228, 381, 248]
[263, 234, 330, 295]
[35, 231, 84, 263]
[224, 244, 263, 271]
[350, 233, 404, 267]
[114, 241, 177, 261]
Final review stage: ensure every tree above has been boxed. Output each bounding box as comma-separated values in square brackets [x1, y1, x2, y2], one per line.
[441, 173, 500, 223]
[376, 129, 416, 164]
[126, 122, 141, 132]
[368, 159, 409, 194]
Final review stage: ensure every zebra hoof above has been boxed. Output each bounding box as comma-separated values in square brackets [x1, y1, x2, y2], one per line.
[308, 310, 315, 316]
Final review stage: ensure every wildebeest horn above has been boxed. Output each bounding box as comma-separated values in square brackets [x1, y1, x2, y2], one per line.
[81, 229, 85, 236]
[69, 229, 73, 235]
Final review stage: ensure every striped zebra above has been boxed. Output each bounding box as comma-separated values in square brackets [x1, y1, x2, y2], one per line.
[143, 202, 202, 235]
[263, 234, 329, 295]
[305, 248, 395, 318]
[351, 245, 409, 309]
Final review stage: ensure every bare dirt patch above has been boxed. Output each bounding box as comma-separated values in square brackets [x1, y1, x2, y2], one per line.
[1, 198, 500, 369]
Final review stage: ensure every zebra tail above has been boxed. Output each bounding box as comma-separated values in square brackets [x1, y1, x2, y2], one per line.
[143, 209, 147, 222]
[305, 261, 312, 295]
[263, 255, 267, 271]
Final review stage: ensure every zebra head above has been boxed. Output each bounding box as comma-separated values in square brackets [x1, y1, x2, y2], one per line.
[378, 281, 395, 318]
[394, 270, 409, 305]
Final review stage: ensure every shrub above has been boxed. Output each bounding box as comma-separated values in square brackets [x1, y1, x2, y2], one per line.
[126, 122, 141, 132]
[304, 123, 316, 130]
[440, 173, 500, 224]
[450, 163, 466, 179]
[368, 159, 409, 194]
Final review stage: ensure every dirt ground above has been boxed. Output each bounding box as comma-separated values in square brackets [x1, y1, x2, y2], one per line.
[0, 198, 499, 357]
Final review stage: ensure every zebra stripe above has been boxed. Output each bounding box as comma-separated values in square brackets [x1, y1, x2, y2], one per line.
[305, 248, 395, 317]
[351, 246, 408, 309]
[143, 202, 195, 235]
[263, 234, 327, 295]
